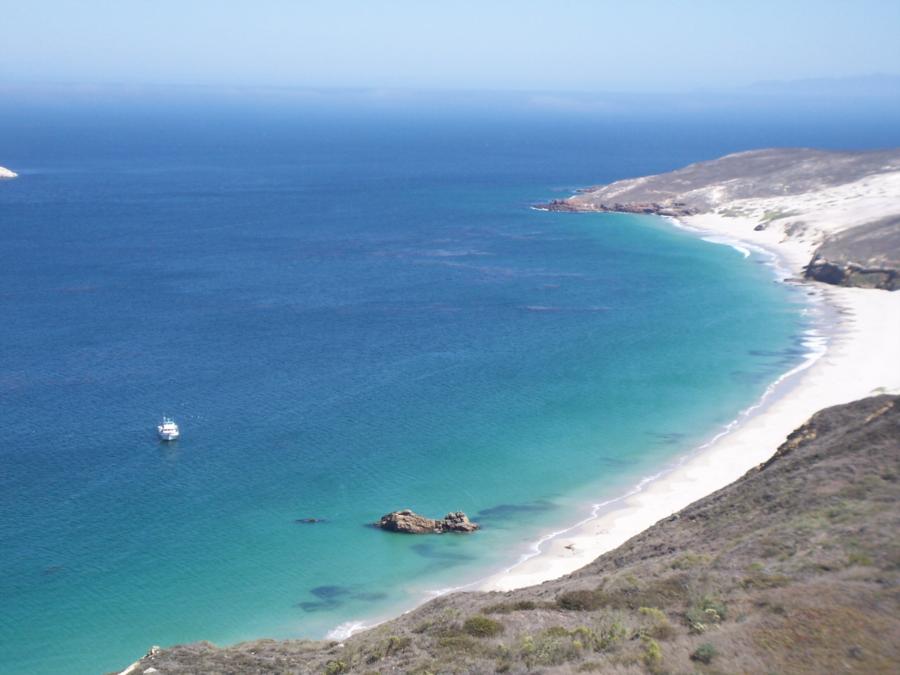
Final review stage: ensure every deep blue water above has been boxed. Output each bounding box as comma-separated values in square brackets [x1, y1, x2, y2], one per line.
[1, 97, 897, 674]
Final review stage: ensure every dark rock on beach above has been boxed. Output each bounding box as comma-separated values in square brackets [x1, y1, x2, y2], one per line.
[804, 214, 900, 290]
[375, 509, 479, 534]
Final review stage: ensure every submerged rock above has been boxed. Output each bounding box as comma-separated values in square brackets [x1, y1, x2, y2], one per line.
[375, 509, 479, 534]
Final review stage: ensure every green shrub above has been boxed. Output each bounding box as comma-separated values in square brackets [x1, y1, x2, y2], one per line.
[437, 634, 478, 651]
[323, 660, 348, 675]
[483, 599, 538, 614]
[691, 642, 717, 664]
[596, 620, 626, 651]
[638, 606, 666, 621]
[642, 636, 662, 671]
[687, 596, 727, 633]
[741, 570, 790, 589]
[407, 667, 437, 675]
[557, 589, 603, 611]
[638, 606, 676, 640]
[671, 552, 711, 569]
[520, 629, 584, 666]
[520, 635, 535, 656]
[847, 551, 874, 566]
[571, 626, 596, 648]
[463, 615, 504, 638]
[383, 635, 411, 656]
[543, 626, 572, 638]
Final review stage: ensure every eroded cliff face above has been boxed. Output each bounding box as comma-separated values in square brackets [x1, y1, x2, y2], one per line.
[120, 395, 900, 674]
[804, 215, 900, 290]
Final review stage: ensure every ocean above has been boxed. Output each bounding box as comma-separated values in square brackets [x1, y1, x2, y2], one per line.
[1, 93, 897, 674]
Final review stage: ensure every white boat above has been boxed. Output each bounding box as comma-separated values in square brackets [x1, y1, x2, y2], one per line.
[157, 417, 180, 441]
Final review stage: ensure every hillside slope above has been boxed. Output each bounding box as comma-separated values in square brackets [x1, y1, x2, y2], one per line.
[121, 394, 900, 674]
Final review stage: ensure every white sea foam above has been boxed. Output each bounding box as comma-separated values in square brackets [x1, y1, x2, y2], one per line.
[701, 235, 752, 258]
[325, 620, 370, 641]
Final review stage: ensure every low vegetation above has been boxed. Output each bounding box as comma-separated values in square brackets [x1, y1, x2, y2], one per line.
[462, 615, 504, 638]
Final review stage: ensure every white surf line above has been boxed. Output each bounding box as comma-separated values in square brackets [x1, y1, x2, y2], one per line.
[469, 216, 828, 580]
[324, 210, 831, 640]
[326, 304, 829, 639]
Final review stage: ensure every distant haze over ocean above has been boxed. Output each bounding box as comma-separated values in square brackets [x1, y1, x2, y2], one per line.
[2, 74, 900, 116]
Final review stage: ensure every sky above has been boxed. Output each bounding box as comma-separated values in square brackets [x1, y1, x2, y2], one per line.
[0, 0, 899, 93]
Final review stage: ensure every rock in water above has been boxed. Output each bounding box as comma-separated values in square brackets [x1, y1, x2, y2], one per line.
[441, 511, 479, 532]
[376, 509, 479, 534]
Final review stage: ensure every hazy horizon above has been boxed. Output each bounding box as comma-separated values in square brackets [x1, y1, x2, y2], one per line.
[2, 1, 899, 92]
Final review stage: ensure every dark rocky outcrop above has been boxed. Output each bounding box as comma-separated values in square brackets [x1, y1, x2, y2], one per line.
[375, 509, 479, 534]
[804, 215, 900, 290]
[119, 395, 900, 674]
[538, 198, 695, 217]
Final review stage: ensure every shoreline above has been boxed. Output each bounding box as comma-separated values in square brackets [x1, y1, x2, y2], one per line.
[326, 209, 897, 638]
[324, 215, 823, 639]
[474, 211, 900, 592]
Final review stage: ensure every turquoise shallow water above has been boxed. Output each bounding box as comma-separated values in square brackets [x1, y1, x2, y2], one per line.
[0, 104, 836, 674]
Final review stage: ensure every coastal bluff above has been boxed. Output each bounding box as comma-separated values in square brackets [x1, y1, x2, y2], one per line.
[539, 148, 900, 290]
[118, 395, 900, 674]
[804, 214, 900, 290]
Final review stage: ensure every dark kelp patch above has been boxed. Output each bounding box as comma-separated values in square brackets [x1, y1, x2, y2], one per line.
[475, 499, 557, 522]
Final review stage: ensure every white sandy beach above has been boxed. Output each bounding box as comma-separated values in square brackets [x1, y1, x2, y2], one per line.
[479, 177, 900, 592]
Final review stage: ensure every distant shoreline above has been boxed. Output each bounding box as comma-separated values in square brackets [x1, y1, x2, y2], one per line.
[320, 150, 900, 637]
[475, 150, 900, 591]
[478, 212, 899, 593]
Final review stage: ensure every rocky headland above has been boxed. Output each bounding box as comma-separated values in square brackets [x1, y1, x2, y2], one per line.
[118, 395, 900, 674]
[539, 148, 900, 289]
[375, 509, 479, 534]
